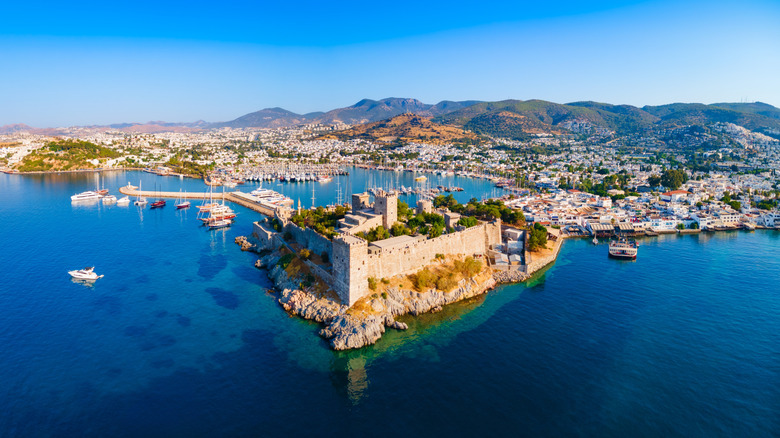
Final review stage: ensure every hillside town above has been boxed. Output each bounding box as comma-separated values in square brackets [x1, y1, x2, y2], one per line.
[2, 116, 779, 235]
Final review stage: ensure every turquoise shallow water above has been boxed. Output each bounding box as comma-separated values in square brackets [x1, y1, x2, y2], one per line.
[1, 171, 779, 437]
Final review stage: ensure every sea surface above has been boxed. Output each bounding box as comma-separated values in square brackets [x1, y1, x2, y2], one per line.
[1, 170, 779, 437]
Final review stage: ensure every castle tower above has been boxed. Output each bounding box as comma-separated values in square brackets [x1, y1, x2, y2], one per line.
[331, 234, 369, 306]
[374, 190, 398, 229]
[352, 193, 370, 214]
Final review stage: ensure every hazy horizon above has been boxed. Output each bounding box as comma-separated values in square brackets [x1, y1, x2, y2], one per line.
[1, 0, 778, 127]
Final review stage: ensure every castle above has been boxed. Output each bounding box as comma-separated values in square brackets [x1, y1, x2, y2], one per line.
[254, 190, 502, 306]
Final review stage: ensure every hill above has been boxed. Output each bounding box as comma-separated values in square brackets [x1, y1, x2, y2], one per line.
[214, 98, 483, 129]
[212, 107, 309, 129]
[433, 99, 780, 140]
[14, 139, 121, 172]
[319, 113, 480, 145]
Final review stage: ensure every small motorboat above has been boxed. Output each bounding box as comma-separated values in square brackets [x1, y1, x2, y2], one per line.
[102, 195, 117, 204]
[150, 199, 166, 208]
[116, 196, 130, 205]
[68, 267, 103, 281]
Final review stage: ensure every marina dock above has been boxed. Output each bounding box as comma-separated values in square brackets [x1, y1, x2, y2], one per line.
[118, 186, 286, 217]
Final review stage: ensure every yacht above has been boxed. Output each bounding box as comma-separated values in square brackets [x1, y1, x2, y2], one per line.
[71, 191, 101, 202]
[208, 218, 232, 229]
[68, 266, 103, 280]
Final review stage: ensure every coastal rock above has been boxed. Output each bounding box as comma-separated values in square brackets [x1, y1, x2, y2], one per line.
[320, 314, 386, 350]
[258, 248, 499, 351]
[234, 236, 256, 252]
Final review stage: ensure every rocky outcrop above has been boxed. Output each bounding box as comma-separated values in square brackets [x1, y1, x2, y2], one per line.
[234, 236, 256, 252]
[493, 270, 529, 283]
[255, 250, 498, 351]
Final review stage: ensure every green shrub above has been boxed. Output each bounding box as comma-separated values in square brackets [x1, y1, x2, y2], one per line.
[277, 253, 296, 269]
[298, 248, 311, 260]
[381, 278, 390, 284]
[436, 273, 458, 292]
[411, 268, 437, 291]
[454, 257, 482, 277]
[368, 277, 378, 290]
[381, 292, 388, 299]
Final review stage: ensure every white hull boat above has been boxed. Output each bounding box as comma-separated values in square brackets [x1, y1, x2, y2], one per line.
[71, 191, 101, 202]
[68, 267, 103, 281]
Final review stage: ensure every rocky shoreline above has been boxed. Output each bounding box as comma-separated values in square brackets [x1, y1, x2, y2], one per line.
[253, 247, 498, 350]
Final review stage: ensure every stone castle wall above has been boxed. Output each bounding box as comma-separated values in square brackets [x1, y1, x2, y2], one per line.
[256, 219, 503, 308]
[363, 221, 501, 282]
[284, 222, 333, 261]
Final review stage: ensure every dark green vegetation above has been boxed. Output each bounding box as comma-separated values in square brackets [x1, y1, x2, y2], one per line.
[433, 99, 780, 140]
[433, 194, 525, 225]
[16, 140, 121, 172]
[290, 205, 348, 239]
[527, 223, 549, 252]
[660, 169, 689, 190]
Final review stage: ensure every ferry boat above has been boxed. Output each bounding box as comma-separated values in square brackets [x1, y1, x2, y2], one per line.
[608, 238, 638, 259]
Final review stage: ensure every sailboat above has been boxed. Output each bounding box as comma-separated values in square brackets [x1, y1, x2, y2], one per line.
[196, 183, 219, 215]
[150, 183, 166, 208]
[175, 189, 190, 209]
[134, 181, 147, 206]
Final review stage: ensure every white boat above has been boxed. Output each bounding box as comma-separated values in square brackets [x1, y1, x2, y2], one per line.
[71, 191, 101, 202]
[68, 266, 103, 280]
[208, 219, 232, 229]
[116, 196, 130, 205]
[134, 181, 147, 206]
[102, 195, 117, 204]
[608, 238, 638, 259]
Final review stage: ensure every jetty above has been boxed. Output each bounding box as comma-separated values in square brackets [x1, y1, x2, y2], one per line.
[118, 186, 287, 217]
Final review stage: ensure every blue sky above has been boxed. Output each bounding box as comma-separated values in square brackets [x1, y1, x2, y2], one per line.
[1, 0, 778, 126]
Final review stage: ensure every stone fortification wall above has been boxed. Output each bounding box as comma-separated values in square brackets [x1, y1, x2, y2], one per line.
[254, 221, 277, 250]
[284, 222, 333, 260]
[364, 220, 501, 283]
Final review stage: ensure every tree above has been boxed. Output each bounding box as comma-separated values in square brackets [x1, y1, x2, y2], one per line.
[660, 169, 688, 190]
[647, 174, 662, 187]
[527, 223, 548, 251]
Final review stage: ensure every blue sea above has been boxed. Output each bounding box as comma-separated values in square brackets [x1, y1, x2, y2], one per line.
[1, 170, 779, 437]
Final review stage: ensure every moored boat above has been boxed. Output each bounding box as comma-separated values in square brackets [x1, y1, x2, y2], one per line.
[116, 196, 130, 205]
[150, 199, 166, 208]
[71, 191, 101, 202]
[102, 195, 117, 203]
[608, 238, 638, 259]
